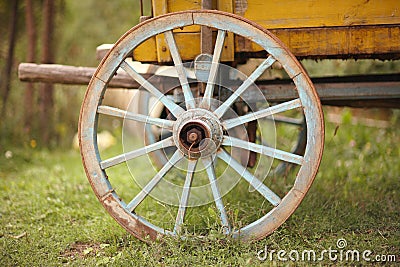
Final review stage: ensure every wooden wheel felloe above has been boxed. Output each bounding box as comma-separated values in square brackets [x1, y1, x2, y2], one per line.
[79, 10, 324, 241]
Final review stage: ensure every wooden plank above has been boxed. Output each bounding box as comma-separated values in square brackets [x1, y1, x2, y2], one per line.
[18, 63, 138, 88]
[135, 25, 400, 61]
[153, 0, 169, 62]
[18, 63, 185, 90]
[133, 37, 158, 62]
[268, 25, 400, 59]
[201, 0, 213, 55]
[242, 0, 400, 29]
[218, 0, 234, 61]
[236, 24, 400, 59]
[18, 63, 400, 105]
[134, 33, 201, 62]
[165, 0, 201, 13]
[131, 2, 400, 61]
[139, 0, 234, 62]
[241, 78, 400, 103]
[152, 0, 400, 29]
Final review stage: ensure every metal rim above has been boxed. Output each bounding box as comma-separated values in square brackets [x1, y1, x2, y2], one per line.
[79, 10, 324, 241]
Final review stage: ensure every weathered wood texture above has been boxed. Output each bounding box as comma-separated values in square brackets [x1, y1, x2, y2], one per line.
[18, 63, 400, 108]
[269, 25, 400, 59]
[19, 63, 138, 88]
[241, 0, 400, 29]
[132, 0, 400, 60]
[18, 63, 184, 90]
[151, 0, 400, 27]
[134, 25, 400, 61]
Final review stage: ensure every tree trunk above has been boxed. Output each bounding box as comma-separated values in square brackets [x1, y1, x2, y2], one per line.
[1, 0, 19, 116]
[24, 0, 36, 135]
[39, 0, 55, 145]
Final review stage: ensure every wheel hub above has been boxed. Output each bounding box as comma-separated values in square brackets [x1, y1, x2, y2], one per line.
[173, 109, 223, 159]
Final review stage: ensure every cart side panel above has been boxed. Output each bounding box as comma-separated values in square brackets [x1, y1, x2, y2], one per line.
[241, 0, 400, 29]
[245, 25, 400, 59]
[133, 0, 400, 62]
[134, 0, 234, 62]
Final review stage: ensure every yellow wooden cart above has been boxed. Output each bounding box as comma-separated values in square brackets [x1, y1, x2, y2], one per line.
[19, 0, 400, 242]
[135, 0, 400, 62]
[79, 0, 400, 242]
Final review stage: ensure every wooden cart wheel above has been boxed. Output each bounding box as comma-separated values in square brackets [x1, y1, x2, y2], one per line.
[79, 10, 324, 241]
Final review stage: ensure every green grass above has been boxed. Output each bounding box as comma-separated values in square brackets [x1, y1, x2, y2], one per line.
[1, 109, 399, 266]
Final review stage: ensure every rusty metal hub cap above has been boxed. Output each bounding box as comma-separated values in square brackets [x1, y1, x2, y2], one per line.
[173, 109, 223, 159]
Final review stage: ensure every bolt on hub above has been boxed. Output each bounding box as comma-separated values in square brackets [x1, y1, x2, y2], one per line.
[173, 109, 223, 159]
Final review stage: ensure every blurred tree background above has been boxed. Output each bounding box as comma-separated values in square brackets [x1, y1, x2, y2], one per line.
[0, 0, 148, 149]
[0, 0, 398, 150]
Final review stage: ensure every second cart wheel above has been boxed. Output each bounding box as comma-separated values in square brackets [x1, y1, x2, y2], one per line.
[79, 10, 324, 241]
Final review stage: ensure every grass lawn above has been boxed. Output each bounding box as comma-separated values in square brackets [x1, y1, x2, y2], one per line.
[1, 108, 399, 266]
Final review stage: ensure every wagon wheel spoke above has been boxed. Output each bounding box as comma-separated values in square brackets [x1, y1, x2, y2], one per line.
[222, 135, 303, 165]
[201, 29, 226, 109]
[97, 105, 174, 129]
[126, 150, 184, 212]
[173, 159, 197, 234]
[214, 55, 276, 118]
[100, 136, 175, 169]
[223, 98, 302, 130]
[217, 149, 281, 206]
[120, 60, 185, 117]
[164, 30, 196, 110]
[202, 156, 230, 234]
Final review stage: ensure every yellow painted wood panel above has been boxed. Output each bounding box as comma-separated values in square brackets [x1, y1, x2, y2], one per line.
[154, 0, 400, 28]
[150, 0, 234, 61]
[153, 0, 168, 62]
[134, 32, 236, 62]
[134, 1, 400, 61]
[153, 0, 200, 33]
[134, 37, 158, 62]
[165, 0, 201, 13]
[218, 0, 235, 61]
[267, 25, 400, 58]
[134, 25, 400, 61]
[241, 0, 400, 29]
[134, 33, 200, 62]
